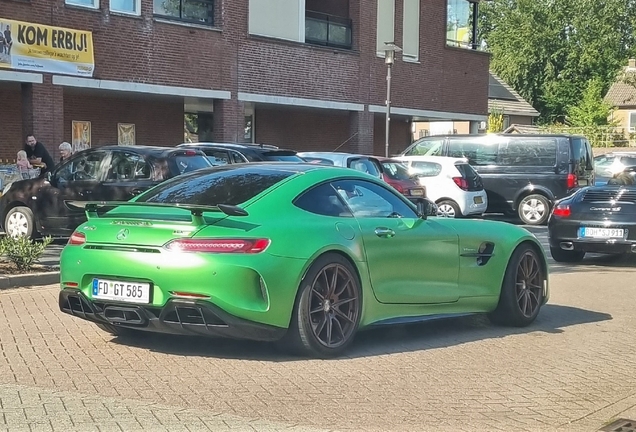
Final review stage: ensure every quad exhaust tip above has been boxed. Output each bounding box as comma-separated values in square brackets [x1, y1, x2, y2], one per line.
[560, 241, 574, 251]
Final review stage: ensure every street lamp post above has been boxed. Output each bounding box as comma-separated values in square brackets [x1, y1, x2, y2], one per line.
[382, 42, 402, 158]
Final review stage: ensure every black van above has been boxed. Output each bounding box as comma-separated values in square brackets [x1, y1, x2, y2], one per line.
[399, 134, 595, 225]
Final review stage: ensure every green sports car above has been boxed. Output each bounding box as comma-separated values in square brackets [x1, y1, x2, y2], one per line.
[59, 163, 549, 358]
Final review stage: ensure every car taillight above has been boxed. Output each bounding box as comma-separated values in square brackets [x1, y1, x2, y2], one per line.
[164, 238, 270, 253]
[452, 177, 469, 191]
[184, 150, 197, 156]
[393, 183, 404, 193]
[552, 204, 571, 218]
[68, 231, 86, 245]
[567, 173, 577, 189]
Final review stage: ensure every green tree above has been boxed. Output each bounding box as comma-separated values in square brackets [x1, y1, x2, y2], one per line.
[479, 0, 636, 123]
[567, 78, 616, 127]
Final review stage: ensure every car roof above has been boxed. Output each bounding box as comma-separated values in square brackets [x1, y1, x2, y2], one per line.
[394, 155, 468, 165]
[178, 142, 281, 151]
[87, 145, 207, 157]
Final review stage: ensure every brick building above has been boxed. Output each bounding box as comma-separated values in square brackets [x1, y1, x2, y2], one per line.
[0, 0, 489, 163]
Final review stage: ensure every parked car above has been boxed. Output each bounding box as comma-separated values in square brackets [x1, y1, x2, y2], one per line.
[399, 134, 595, 225]
[593, 151, 636, 185]
[395, 156, 488, 218]
[178, 142, 305, 165]
[59, 163, 549, 358]
[0, 146, 211, 238]
[373, 156, 427, 198]
[548, 179, 636, 262]
[297, 152, 384, 180]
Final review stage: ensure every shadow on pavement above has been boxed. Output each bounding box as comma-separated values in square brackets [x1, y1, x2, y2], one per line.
[108, 303, 611, 361]
[550, 254, 636, 274]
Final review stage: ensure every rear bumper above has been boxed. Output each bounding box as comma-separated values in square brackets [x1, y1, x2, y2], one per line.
[59, 289, 287, 341]
[548, 218, 636, 254]
[460, 190, 488, 216]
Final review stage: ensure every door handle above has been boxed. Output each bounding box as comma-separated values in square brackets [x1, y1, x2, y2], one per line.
[374, 227, 395, 238]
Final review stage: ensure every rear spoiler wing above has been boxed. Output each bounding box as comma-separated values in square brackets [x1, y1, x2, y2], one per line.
[67, 201, 248, 225]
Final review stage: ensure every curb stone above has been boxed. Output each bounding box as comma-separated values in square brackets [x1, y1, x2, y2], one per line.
[0, 271, 60, 290]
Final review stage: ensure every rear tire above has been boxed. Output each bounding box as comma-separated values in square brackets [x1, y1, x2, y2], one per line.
[282, 253, 362, 358]
[550, 246, 585, 263]
[4, 206, 36, 239]
[518, 194, 550, 225]
[488, 244, 546, 327]
[436, 200, 461, 218]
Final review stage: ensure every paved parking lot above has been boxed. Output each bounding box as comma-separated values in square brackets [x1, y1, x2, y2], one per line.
[1, 225, 636, 431]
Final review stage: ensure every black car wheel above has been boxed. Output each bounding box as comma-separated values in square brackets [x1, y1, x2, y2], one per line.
[550, 246, 585, 263]
[518, 194, 550, 225]
[284, 253, 362, 358]
[4, 206, 36, 239]
[488, 244, 545, 327]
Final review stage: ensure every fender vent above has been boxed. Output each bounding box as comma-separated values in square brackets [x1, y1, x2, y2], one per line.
[460, 242, 495, 266]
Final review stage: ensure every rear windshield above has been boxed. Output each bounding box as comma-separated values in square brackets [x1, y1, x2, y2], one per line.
[382, 161, 411, 180]
[410, 161, 442, 177]
[137, 167, 294, 206]
[169, 154, 212, 175]
[349, 158, 381, 177]
[261, 151, 304, 162]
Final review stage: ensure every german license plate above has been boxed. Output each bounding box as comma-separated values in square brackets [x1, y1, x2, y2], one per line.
[579, 227, 625, 238]
[92, 278, 150, 304]
[473, 196, 483, 204]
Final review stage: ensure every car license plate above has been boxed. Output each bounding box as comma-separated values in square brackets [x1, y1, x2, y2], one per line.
[579, 227, 625, 238]
[410, 189, 424, 196]
[473, 196, 483, 204]
[92, 278, 150, 304]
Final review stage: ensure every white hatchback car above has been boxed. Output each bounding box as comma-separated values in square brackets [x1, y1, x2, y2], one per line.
[394, 156, 488, 218]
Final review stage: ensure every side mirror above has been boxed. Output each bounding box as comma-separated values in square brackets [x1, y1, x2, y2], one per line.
[415, 198, 438, 219]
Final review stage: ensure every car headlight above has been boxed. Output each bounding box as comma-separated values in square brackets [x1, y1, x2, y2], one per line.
[3, 183, 12, 195]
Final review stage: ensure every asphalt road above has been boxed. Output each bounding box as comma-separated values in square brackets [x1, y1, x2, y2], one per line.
[1, 217, 635, 431]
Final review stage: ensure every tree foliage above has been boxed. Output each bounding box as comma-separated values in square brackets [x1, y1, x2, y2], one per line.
[567, 78, 617, 127]
[479, 0, 636, 124]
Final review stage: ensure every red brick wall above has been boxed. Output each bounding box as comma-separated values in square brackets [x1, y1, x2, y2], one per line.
[254, 108, 352, 152]
[0, 86, 23, 163]
[372, 115, 412, 157]
[63, 92, 183, 151]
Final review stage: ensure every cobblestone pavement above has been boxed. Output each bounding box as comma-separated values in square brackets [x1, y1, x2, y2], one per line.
[1, 231, 636, 431]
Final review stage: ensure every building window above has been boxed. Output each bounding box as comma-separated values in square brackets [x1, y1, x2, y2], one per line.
[629, 112, 636, 132]
[402, 0, 420, 61]
[110, 0, 140, 14]
[376, 0, 395, 56]
[66, 0, 99, 8]
[305, 11, 352, 49]
[446, 0, 478, 49]
[153, 0, 214, 26]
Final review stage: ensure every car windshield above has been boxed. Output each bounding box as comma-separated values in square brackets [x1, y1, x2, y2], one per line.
[382, 161, 411, 180]
[169, 154, 212, 175]
[136, 166, 295, 206]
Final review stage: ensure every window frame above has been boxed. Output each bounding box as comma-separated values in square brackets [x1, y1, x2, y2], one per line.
[153, 0, 215, 26]
[629, 111, 636, 132]
[110, 0, 141, 15]
[65, 0, 100, 9]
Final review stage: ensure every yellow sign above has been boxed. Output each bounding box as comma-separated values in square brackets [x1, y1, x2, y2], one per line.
[0, 18, 94, 77]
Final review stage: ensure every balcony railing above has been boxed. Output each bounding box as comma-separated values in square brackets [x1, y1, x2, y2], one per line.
[305, 10, 352, 50]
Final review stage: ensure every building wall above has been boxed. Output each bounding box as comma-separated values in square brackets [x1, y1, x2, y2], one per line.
[254, 108, 351, 152]
[508, 115, 534, 126]
[0, 86, 23, 162]
[63, 93, 184, 150]
[373, 115, 412, 156]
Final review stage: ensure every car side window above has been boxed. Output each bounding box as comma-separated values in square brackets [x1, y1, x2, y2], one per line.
[204, 150, 230, 165]
[332, 179, 418, 218]
[231, 152, 246, 164]
[54, 151, 107, 184]
[348, 158, 382, 178]
[106, 152, 151, 181]
[410, 161, 442, 176]
[447, 140, 498, 166]
[403, 138, 445, 156]
[293, 183, 353, 217]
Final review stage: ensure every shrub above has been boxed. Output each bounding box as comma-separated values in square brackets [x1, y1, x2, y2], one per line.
[0, 235, 53, 272]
